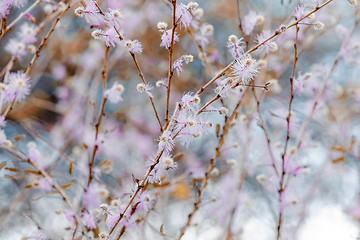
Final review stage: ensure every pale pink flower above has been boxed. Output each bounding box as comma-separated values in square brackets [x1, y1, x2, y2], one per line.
[230, 55, 260, 84]
[39, 177, 52, 192]
[147, 153, 178, 183]
[255, 30, 275, 54]
[103, 28, 120, 47]
[11, 0, 28, 8]
[195, 24, 213, 47]
[125, 39, 143, 54]
[4, 71, 31, 102]
[293, 5, 309, 20]
[17, 22, 37, 44]
[5, 38, 27, 57]
[105, 8, 123, 28]
[227, 35, 245, 58]
[136, 190, 156, 212]
[82, 211, 97, 229]
[75, 0, 104, 25]
[157, 130, 175, 153]
[160, 29, 179, 49]
[104, 82, 124, 104]
[243, 11, 259, 35]
[0, 0, 11, 18]
[172, 54, 193, 76]
[176, 3, 195, 28]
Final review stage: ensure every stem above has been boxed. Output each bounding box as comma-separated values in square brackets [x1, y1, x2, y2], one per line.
[252, 88, 279, 177]
[165, 0, 177, 125]
[87, 45, 109, 188]
[277, 23, 300, 240]
[130, 53, 163, 131]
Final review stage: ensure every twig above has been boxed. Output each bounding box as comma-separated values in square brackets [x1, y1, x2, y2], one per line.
[165, 0, 178, 126]
[130, 53, 163, 131]
[87, 44, 109, 188]
[277, 22, 300, 240]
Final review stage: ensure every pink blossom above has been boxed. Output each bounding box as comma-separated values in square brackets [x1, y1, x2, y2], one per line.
[255, 30, 274, 54]
[293, 5, 309, 20]
[104, 82, 124, 104]
[172, 55, 193, 76]
[103, 28, 120, 47]
[175, 3, 193, 28]
[227, 35, 245, 58]
[160, 29, 179, 49]
[195, 24, 213, 47]
[243, 11, 259, 35]
[136, 190, 156, 212]
[0, 0, 11, 18]
[5, 38, 27, 57]
[83, 182, 103, 209]
[75, 0, 104, 25]
[82, 211, 97, 229]
[11, 0, 28, 8]
[105, 8, 123, 28]
[28, 144, 41, 164]
[39, 177, 52, 192]
[125, 39, 143, 54]
[25, 12, 32, 20]
[230, 55, 260, 85]
[17, 22, 37, 44]
[147, 153, 178, 183]
[157, 130, 175, 153]
[5, 71, 31, 103]
[175, 110, 211, 147]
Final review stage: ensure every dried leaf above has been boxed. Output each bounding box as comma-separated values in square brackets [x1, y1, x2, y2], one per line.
[330, 146, 346, 153]
[13, 134, 26, 143]
[5, 167, 18, 172]
[332, 157, 345, 164]
[0, 162, 6, 170]
[68, 162, 73, 175]
[61, 179, 74, 190]
[31, 196, 42, 202]
[25, 169, 41, 175]
[160, 224, 164, 234]
[216, 124, 220, 138]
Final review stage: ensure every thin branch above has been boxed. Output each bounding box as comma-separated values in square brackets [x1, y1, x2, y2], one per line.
[277, 22, 300, 240]
[165, 0, 178, 126]
[87, 44, 109, 188]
